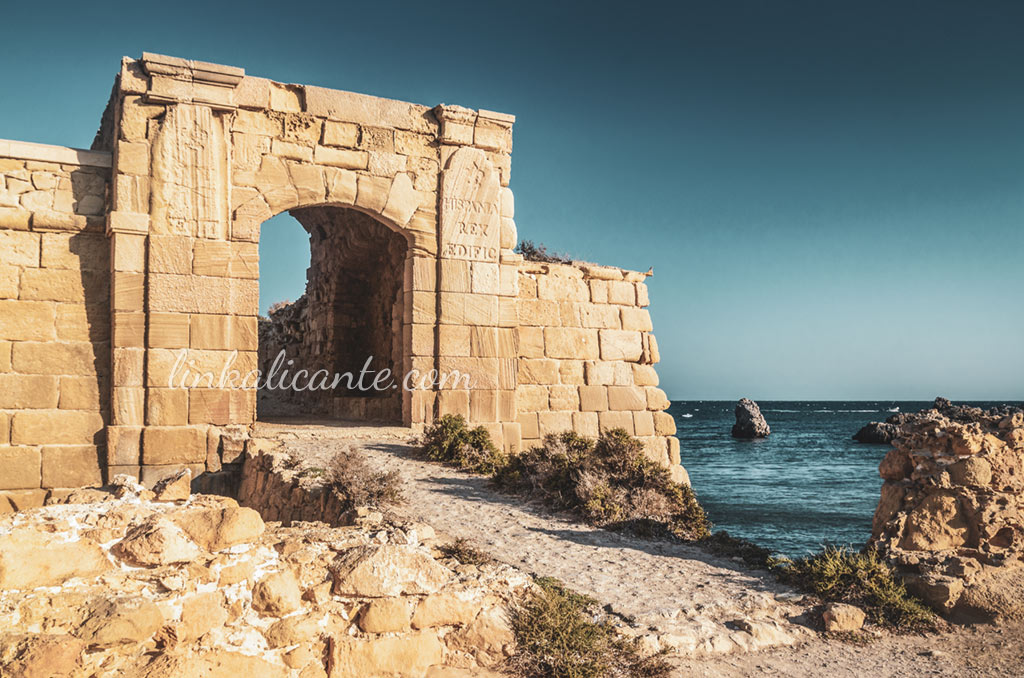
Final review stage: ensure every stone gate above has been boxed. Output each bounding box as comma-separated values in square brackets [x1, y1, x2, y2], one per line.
[0, 53, 680, 506]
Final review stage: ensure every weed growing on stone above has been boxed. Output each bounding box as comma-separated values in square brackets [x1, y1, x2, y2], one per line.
[439, 537, 495, 567]
[494, 430, 711, 541]
[770, 546, 936, 631]
[515, 239, 572, 264]
[509, 576, 671, 678]
[327, 448, 404, 510]
[419, 414, 507, 474]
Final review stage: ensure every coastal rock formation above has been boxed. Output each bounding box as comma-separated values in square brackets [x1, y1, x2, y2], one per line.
[853, 412, 913, 444]
[731, 398, 771, 438]
[870, 398, 1024, 622]
[0, 482, 529, 677]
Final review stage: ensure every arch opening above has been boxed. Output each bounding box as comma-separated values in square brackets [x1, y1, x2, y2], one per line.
[257, 206, 409, 424]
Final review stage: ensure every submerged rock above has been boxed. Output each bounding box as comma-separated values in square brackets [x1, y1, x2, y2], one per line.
[731, 398, 770, 439]
[853, 412, 913, 444]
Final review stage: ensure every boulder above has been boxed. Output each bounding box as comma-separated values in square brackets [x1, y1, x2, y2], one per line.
[112, 517, 203, 566]
[359, 598, 413, 633]
[822, 603, 866, 632]
[731, 398, 770, 439]
[0, 529, 112, 590]
[77, 597, 164, 648]
[0, 634, 86, 678]
[852, 422, 899, 444]
[329, 545, 451, 598]
[263, 614, 322, 648]
[252, 569, 303, 617]
[328, 631, 443, 678]
[180, 592, 229, 642]
[411, 592, 480, 629]
[153, 469, 192, 502]
[171, 506, 265, 551]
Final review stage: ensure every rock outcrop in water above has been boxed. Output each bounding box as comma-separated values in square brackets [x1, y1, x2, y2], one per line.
[870, 398, 1024, 622]
[731, 398, 770, 439]
[853, 412, 913, 444]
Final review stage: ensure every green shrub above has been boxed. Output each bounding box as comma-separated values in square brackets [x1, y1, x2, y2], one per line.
[420, 414, 507, 474]
[516, 240, 572, 264]
[495, 429, 710, 540]
[771, 546, 936, 630]
[509, 577, 670, 678]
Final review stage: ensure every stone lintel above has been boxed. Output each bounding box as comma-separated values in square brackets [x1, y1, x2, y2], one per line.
[0, 138, 112, 168]
[140, 52, 245, 110]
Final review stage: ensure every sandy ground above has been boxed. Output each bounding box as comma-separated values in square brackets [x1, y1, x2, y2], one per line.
[255, 421, 1024, 676]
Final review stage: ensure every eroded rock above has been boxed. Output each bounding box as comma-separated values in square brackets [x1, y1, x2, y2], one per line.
[731, 398, 770, 439]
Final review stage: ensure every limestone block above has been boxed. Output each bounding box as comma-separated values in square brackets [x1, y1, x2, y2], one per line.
[270, 139, 312, 162]
[20, 268, 91, 303]
[471, 389, 499, 422]
[518, 412, 539, 439]
[579, 385, 609, 412]
[116, 141, 150, 175]
[146, 388, 188, 426]
[190, 314, 232, 350]
[269, 83, 302, 112]
[580, 305, 621, 330]
[360, 597, 413, 633]
[608, 280, 637, 305]
[407, 255, 436, 292]
[632, 364, 659, 387]
[499, 265, 519, 297]
[58, 375, 104, 410]
[368, 151, 407, 176]
[642, 334, 661, 364]
[0, 340, 9, 371]
[113, 348, 145, 386]
[40, 445, 102, 488]
[620, 307, 653, 332]
[636, 282, 650, 307]
[113, 311, 145, 347]
[106, 426, 141, 466]
[517, 299, 560, 327]
[0, 446, 41, 489]
[324, 167, 358, 204]
[0, 374, 59, 409]
[641, 437, 670, 467]
[634, 411, 655, 437]
[607, 386, 646, 412]
[0, 300, 56, 341]
[382, 172, 420, 226]
[471, 262, 499, 295]
[112, 233, 146, 273]
[516, 385, 548, 412]
[612, 362, 634, 386]
[537, 275, 588, 303]
[113, 386, 145, 425]
[149, 235, 193, 274]
[538, 411, 573, 436]
[322, 121, 360, 148]
[0, 413, 7, 444]
[646, 387, 671, 411]
[470, 326, 517, 358]
[436, 390, 470, 418]
[21, 190, 53, 211]
[438, 325, 471, 357]
[0, 489, 48, 513]
[229, 242, 259, 279]
[40, 232, 107, 271]
[549, 385, 580, 411]
[668, 436, 681, 466]
[599, 330, 643, 362]
[11, 410, 104, 445]
[0, 207, 30, 230]
[12, 341, 97, 375]
[330, 632, 443, 678]
[653, 411, 678, 436]
[314, 145, 368, 170]
[440, 259, 471, 293]
[234, 75, 271, 108]
[544, 328, 599, 360]
[147, 312, 188, 349]
[233, 315, 258, 351]
[518, 273, 538, 299]
[518, 326, 544, 358]
[394, 130, 436, 158]
[111, 271, 144, 312]
[0, 230, 40, 267]
[119, 96, 165, 141]
[149, 273, 233, 314]
[287, 162, 326, 204]
[411, 323, 434, 355]
[518, 359, 559, 385]
[281, 112, 321, 146]
[598, 410, 634, 435]
[142, 426, 207, 465]
[231, 278, 260, 315]
[356, 174, 391, 213]
[0, 266, 19, 299]
[233, 109, 282, 137]
[193, 240, 232, 276]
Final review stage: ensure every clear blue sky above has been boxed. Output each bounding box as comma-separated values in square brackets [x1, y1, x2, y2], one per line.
[3, 0, 1022, 400]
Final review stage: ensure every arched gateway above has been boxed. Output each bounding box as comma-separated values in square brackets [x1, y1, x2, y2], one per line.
[0, 53, 680, 501]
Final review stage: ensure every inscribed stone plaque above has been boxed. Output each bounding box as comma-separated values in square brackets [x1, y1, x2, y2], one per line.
[439, 147, 501, 263]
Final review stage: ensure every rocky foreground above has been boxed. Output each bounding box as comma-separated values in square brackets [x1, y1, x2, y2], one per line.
[0, 475, 526, 678]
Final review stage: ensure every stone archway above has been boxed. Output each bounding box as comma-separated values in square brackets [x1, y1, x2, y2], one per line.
[257, 205, 409, 423]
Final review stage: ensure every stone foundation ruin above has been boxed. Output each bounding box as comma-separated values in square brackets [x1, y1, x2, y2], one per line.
[0, 52, 681, 506]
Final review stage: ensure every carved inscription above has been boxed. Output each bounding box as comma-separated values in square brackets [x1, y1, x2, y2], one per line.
[440, 149, 501, 263]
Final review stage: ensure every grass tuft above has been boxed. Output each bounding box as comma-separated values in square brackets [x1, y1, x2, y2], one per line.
[439, 537, 496, 567]
[771, 545, 936, 631]
[509, 576, 671, 678]
[327, 447, 404, 510]
[494, 429, 711, 540]
[419, 414, 507, 474]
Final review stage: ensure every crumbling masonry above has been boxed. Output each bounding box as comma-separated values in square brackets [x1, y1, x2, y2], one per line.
[0, 53, 681, 507]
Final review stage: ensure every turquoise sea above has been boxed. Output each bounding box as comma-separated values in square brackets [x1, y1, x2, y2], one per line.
[670, 400, 1019, 557]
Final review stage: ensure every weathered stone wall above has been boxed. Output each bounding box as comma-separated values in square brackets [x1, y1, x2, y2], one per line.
[0, 141, 111, 510]
[515, 261, 681, 478]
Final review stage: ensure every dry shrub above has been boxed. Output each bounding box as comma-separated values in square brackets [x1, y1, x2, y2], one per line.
[509, 576, 671, 678]
[419, 414, 507, 474]
[515, 240, 572, 264]
[439, 537, 495, 567]
[494, 429, 710, 540]
[327, 447, 404, 510]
